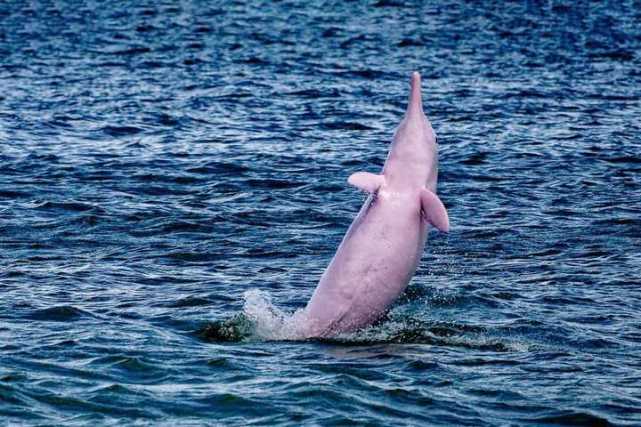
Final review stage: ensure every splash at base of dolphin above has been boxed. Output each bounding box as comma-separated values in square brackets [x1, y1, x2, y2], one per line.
[300, 71, 449, 338]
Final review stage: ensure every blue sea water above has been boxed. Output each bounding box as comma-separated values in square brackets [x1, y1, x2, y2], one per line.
[1, 0, 641, 425]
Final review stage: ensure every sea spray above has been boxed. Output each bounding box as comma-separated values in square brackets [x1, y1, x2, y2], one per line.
[242, 289, 309, 340]
[197, 290, 529, 352]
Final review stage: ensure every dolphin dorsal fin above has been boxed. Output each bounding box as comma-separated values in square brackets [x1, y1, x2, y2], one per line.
[420, 188, 449, 232]
[348, 172, 385, 193]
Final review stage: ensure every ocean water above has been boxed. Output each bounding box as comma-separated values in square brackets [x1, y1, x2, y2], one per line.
[1, 0, 641, 425]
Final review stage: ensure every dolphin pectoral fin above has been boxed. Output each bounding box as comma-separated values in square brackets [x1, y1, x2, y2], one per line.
[347, 172, 385, 193]
[420, 188, 449, 232]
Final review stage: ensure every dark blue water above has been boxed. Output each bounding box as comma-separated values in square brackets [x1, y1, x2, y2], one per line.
[2, 0, 641, 425]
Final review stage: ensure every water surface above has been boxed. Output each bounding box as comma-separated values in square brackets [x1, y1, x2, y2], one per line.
[1, 0, 641, 425]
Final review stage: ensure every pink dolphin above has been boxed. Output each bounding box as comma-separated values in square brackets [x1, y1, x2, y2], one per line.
[302, 72, 449, 338]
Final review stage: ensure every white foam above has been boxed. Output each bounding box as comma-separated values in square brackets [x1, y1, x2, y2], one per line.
[242, 289, 309, 341]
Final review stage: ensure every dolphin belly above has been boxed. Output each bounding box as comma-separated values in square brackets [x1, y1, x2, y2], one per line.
[303, 191, 427, 336]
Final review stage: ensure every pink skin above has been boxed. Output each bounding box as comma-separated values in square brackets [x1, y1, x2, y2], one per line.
[302, 72, 449, 338]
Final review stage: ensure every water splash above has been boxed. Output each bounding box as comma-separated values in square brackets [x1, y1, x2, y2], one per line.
[197, 289, 307, 342]
[198, 289, 530, 352]
[241, 289, 309, 340]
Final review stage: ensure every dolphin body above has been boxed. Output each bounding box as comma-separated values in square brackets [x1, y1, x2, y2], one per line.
[301, 72, 449, 338]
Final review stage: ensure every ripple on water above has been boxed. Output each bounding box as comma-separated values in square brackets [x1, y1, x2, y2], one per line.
[27, 306, 94, 322]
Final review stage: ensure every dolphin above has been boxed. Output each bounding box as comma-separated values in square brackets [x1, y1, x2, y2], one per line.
[301, 71, 449, 338]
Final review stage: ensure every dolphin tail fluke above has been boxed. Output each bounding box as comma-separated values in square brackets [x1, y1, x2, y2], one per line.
[407, 71, 423, 117]
[420, 188, 449, 232]
[348, 172, 385, 193]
